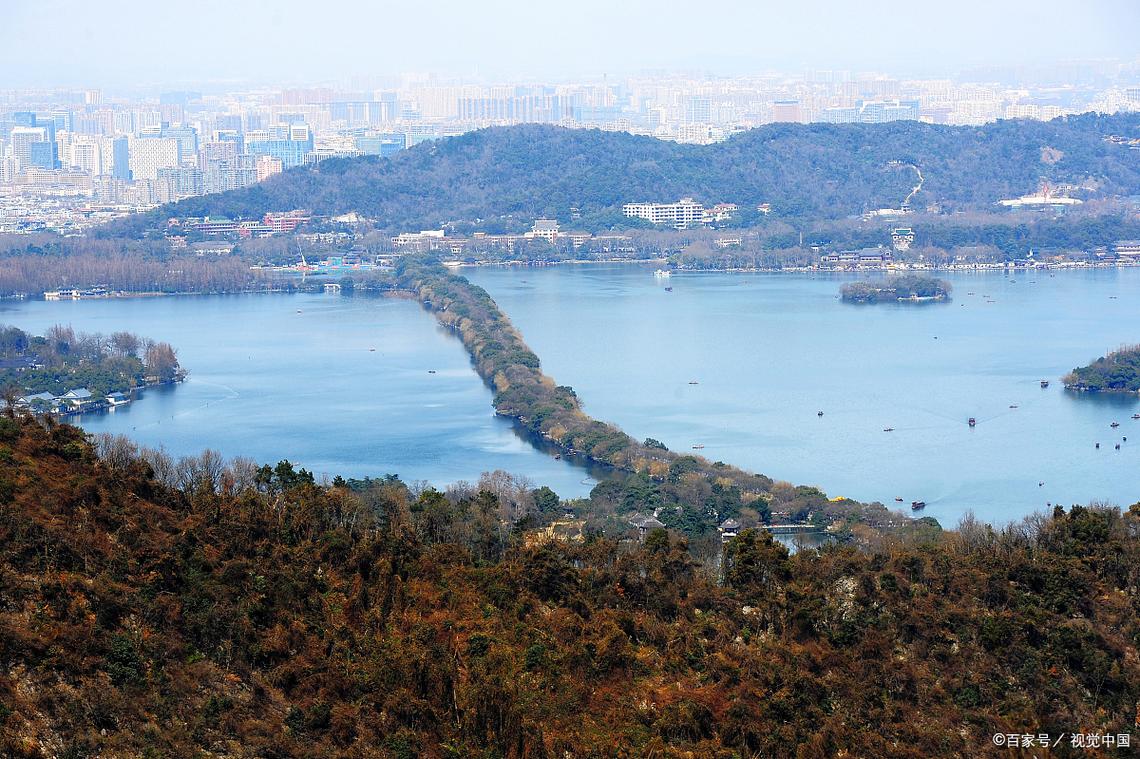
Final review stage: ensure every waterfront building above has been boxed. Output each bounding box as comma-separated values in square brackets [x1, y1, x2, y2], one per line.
[1115, 240, 1140, 260]
[525, 219, 560, 243]
[623, 198, 707, 229]
[821, 247, 895, 269]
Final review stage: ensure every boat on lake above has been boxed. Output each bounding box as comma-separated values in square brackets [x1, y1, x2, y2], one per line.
[895, 497, 904, 502]
[654, 269, 672, 278]
[1111, 421, 1120, 428]
[1040, 380, 1049, 388]
[1132, 414, 1140, 420]
[968, 417, 976, 427]
[883, 427, 894, 432]
[911, 501, 926, 510]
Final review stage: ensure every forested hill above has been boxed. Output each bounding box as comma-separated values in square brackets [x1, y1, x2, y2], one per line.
[102, 112, 1140, 236]
[2, 416, 1139, 757]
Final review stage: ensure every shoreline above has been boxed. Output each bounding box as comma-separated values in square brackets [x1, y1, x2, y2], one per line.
[13, 258, 1139, 301]
[446, 257, 1140, 275]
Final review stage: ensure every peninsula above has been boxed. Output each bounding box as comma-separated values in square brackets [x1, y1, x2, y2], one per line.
[0, 324, 183, 415]
[1063, 344, 1140, 393]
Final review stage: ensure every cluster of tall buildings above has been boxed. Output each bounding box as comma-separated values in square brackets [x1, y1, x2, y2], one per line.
[2, 67, 1139, 233]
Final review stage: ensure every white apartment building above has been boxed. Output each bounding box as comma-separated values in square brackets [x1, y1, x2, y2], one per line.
[623, 198, 706, 229]
[128, 136, 180, 182]
[70, 137, 103, 175]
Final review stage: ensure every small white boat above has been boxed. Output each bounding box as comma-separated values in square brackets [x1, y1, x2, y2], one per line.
[653, 269, 672, 278]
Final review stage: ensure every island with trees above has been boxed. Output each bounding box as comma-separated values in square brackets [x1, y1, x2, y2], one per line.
[840, 275, 952, 303]
[0, 324, 184, 414]
[1063, 344, 1140, 393]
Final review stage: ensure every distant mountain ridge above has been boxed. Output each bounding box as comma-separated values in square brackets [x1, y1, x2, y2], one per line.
[101, 113, 1140, 236]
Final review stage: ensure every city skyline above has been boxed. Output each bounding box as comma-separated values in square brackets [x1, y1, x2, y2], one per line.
[4, 0, 1140, 89]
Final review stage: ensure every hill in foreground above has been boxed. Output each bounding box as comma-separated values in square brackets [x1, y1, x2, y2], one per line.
[1, 416, 1138, 757]
[100, 112, 1140, 237]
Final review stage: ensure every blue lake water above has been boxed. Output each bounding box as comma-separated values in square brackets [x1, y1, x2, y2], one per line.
[466, 264, 1140, 526]
[0, 293, 594, 495]
[4, 265, 1139, 527]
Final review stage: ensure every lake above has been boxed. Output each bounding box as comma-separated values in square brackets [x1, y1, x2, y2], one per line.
[466, 264, 1140, 526]
[0, 292, 595, 495]
[5, 265, 1139, 527]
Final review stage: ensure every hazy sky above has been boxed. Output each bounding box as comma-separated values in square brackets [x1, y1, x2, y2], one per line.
[3, 0, 1139, 89]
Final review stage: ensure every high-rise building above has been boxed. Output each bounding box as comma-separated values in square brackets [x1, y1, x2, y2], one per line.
[70, 137, 102, 175]
[49, 110, 74, 133]
[128, 136, 180, 181]
[686, 97, 712, 123]
[246, 124, 313, 168]
[28, 141, 61, 170]
[110, 137, 131, 180]
[770, 100, 803, 123]
[255, 155, 283, 182]
[156, 166, 203, 201]
[162, 126, 199, 164]
[202, 155, 257, 194]
[10, 126, 53, 170]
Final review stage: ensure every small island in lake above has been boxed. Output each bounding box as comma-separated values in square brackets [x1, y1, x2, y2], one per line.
[840, 275, 952, 304]
[1063, 344, 1140, 393]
